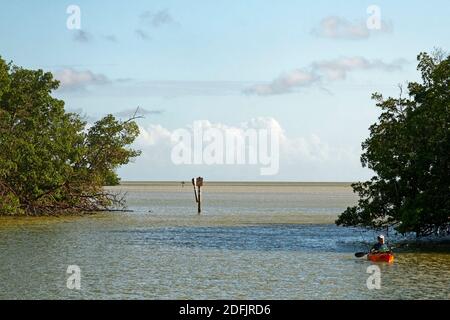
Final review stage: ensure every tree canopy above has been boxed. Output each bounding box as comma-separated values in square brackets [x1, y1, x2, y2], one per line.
[0, 57, 140, 215]
[336, 51, 450, 237]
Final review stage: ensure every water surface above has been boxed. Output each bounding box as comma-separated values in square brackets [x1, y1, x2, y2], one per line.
[0, 182, 449, 299]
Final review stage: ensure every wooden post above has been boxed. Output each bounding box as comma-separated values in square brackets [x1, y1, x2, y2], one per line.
[192, 178, 198, 202]
[192, 177, 203, 214]
[197, 185, 201, 214]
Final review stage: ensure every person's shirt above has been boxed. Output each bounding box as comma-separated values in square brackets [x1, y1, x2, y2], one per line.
[371, 243, 390, 252]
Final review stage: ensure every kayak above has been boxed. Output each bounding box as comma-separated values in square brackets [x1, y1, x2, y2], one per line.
[367, 252, 394, 263]
[368, 252, 394, 263]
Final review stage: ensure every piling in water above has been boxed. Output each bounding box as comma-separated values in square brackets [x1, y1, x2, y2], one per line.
[192, 177, 204, 214]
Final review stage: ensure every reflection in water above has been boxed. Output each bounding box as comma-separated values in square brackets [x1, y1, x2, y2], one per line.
[0, 183, 449, 299]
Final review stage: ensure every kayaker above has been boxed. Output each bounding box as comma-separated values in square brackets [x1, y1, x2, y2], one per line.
[370, 235, 390, 253]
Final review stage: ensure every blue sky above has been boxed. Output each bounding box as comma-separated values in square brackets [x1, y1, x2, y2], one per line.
[1, 1, 449, 181]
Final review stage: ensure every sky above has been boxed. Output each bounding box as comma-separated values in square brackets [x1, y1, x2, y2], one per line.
[0, 0, 449, 181]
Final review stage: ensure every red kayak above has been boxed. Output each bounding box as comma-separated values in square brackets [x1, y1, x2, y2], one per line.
[367, 252, 394, 263]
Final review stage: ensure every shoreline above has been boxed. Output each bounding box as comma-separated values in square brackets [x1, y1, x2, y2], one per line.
[118, 181, 355, 187]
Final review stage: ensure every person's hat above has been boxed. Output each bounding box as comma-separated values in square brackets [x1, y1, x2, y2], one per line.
[377, 235, 385, 240]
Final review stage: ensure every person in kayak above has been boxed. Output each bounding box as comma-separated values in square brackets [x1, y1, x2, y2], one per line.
[370, 235, 390, 253]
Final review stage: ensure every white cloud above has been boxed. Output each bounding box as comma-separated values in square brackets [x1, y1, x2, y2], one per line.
[311, 16, 393, 40]
[312, 57, 406, 81]
[54, 69, 109, 90]
[134, 118, 352, 164]
[119, 118, 366, 181]
[136, 124, 173, 147]
[244, 57, 406, 95]
[243, 69, 319, 95]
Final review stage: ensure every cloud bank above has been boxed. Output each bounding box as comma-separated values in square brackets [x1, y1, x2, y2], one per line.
[244, 56, 406, 96]
[118, 118, 367, 181]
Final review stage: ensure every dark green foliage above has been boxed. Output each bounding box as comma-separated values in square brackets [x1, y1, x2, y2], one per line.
[336, 51, 450, 237]
[0, 57, 140, 215]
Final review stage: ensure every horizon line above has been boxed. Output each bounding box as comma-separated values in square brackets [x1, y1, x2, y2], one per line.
[118, 180, 356, 184]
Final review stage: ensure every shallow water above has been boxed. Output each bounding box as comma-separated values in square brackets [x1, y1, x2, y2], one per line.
[0, 182, 449, 299]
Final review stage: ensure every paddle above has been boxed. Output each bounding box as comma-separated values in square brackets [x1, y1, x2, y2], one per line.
[355, 252, 368, 258]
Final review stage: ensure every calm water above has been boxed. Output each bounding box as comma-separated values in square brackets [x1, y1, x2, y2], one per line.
[0, 182, 449, 300]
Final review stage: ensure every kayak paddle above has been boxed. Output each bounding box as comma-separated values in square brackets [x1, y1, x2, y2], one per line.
[355, 252, 368, 258]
